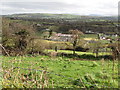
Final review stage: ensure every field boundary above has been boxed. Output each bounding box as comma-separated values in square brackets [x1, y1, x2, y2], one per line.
[8, 66, 112, 88]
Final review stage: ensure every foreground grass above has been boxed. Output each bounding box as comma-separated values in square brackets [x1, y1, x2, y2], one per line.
[2, 55, 118, 88]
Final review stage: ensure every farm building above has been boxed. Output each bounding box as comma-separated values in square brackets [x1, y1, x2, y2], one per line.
[48, 33, 72, 42]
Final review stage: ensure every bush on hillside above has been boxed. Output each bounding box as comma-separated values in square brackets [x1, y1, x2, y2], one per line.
[27, 40, 49, 55]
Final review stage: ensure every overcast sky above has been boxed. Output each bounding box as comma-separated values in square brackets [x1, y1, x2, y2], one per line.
[0, 0, 119, 16]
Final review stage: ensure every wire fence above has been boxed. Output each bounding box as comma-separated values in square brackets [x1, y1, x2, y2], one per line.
[2, 59, 118, 88]
[5, 66, 112, 88]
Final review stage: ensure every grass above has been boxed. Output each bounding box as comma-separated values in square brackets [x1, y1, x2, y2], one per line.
[2, 55, 118, 88]
[46, 49, 111, 56]
[83, 34, 98, 39]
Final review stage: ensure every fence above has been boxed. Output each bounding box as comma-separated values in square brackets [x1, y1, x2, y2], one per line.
[2, 58, 118, 88]
[3, 66, 113, 88]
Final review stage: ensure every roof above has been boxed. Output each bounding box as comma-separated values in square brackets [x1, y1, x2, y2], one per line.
[56, 33, 72, 37]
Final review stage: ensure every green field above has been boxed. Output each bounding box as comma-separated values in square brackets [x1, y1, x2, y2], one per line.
[45, 49, 111, 56]
[2, 55, 118, 88]
[83, 34, 98, 39]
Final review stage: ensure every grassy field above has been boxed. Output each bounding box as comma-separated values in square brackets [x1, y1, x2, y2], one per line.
[46, 49, 93, 54]
[83, 34, 98, 39]
[2, 55, 118, 88]
[46, 49, 111, 56]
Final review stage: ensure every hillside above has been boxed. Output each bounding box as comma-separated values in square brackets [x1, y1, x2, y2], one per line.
[2, 14, 118, 35]
[3, 13, 81, 19]
[3, 13, 118, 21]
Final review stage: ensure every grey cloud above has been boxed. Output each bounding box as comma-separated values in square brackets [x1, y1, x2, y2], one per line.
[1, 1, 118, 16]
[2, 2, 81, 12]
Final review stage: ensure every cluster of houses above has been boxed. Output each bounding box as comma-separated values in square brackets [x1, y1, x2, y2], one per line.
[85, 30, 119, 41]
[46, 32, 119, 42]
[48, 33, 72, 42]
[44, 28, 119, 42]
[98, 33, 118, 41]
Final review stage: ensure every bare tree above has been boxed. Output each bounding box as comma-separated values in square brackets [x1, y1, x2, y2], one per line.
[69, 29, 84, 55]
[108, 42, 120, 60]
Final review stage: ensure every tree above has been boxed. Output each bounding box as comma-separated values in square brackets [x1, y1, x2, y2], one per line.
[42, 31, 49, 39]
[2, 18, 36, 56]
[89, 41, 103, 57]
[108, 42, 120, 60]
[15, 29, 29, 52]
[69, 29, 84, 55]
[48, 29, 53, 38]
[48, 26, 59, 38]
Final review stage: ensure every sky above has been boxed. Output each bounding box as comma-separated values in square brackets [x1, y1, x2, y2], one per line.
[0, 0, 119, 16]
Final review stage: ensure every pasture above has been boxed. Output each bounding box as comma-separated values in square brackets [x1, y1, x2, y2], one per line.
[2, 55, 118, 88]
[46, 49, 111, 56]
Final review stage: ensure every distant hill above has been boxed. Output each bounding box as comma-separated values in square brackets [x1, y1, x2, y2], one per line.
[3, 13, 81, 19]
[3, 13, 118, 21]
